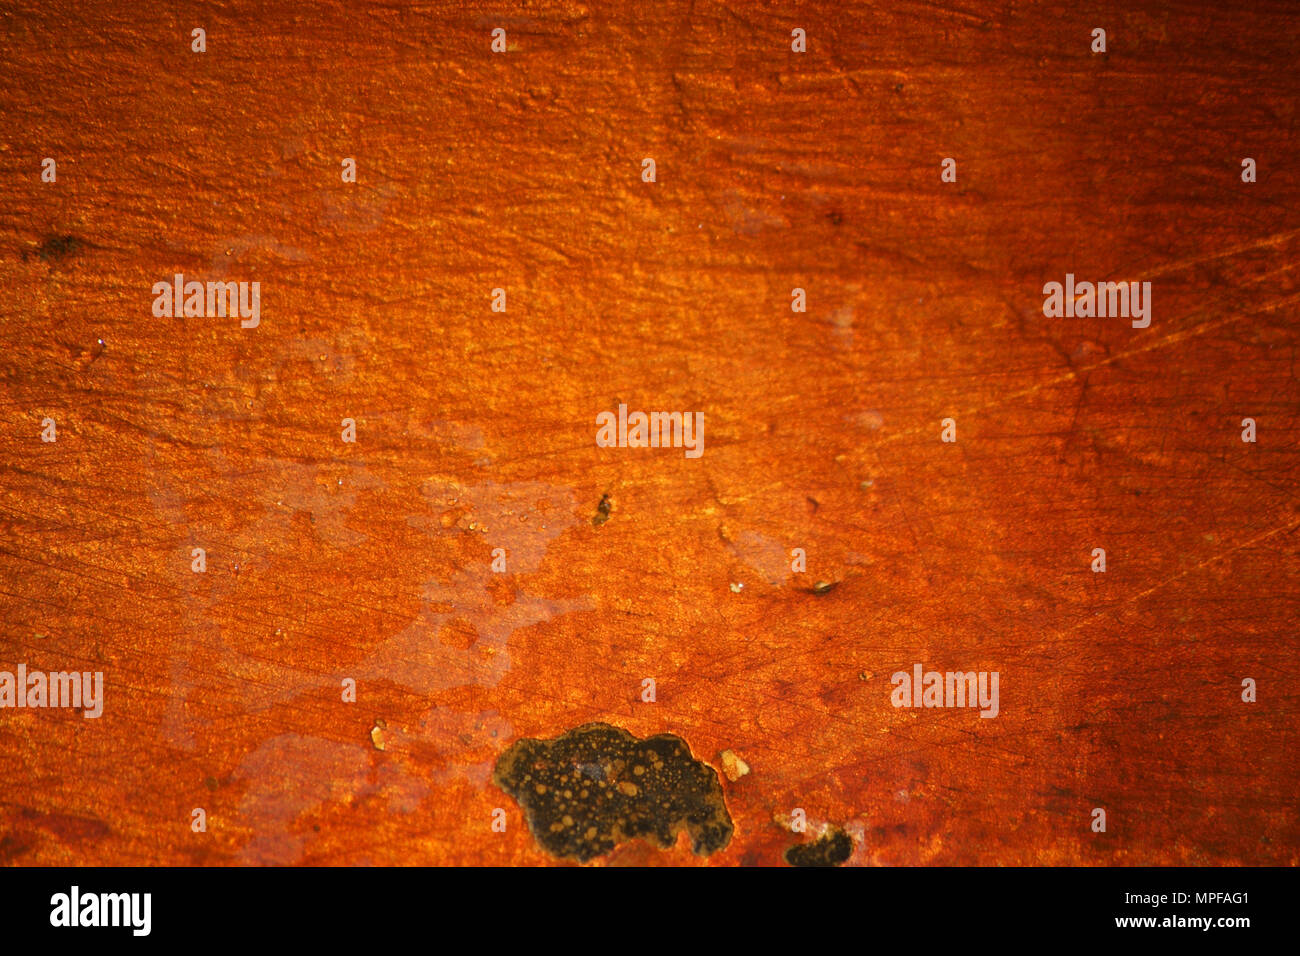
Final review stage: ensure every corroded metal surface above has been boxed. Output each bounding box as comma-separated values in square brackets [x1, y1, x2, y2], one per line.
[0, 1, 1297, 866]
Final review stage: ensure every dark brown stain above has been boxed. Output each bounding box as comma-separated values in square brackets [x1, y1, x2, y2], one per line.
[26, 234, 85, 264]
[785, 825, 853, 867]
[592, 493, 612, 527]
[0, 832, 34, 863]
[493, 722, 733, 863]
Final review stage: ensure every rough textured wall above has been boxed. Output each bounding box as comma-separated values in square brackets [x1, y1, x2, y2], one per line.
[0, 0, 1296, 866]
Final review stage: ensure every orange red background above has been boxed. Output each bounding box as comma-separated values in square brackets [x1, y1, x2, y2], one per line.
[0, 0, 1296, 865]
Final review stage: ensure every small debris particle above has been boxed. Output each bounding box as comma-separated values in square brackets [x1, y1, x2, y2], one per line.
[370, 721, 387, 751]
[729, 582, 744, 593]
[859, 671, 873, 681]
[785, 826, 854, 867]
[592, 493, 613, 527]
[813, 580, 837, 595]
[719, 749, 750, 782]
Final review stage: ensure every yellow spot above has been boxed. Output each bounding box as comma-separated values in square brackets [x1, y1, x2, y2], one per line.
[720, 749, 750, 782]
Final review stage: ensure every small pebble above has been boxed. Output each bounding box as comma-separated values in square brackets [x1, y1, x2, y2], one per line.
[720, 749, 750, 782]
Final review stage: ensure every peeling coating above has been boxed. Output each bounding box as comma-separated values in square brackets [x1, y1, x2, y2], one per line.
[493, 722, 733, 862]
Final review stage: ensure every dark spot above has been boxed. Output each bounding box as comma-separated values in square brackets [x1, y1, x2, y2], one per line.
[204, 776, 219, 791]
[592, 493, 612, 527]
[785, 826, 853, 867]
[825, 209, 844, 226]
[33, 234, 84, 264]
[894, 82, 904, 93]
[0, 833, 33, 863]
[492, 722, 734, 863]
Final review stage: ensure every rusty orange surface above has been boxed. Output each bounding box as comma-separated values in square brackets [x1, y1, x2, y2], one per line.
[0, 0, 1297, 866]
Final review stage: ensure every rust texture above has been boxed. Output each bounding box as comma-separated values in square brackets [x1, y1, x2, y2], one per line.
[0, 1, 1297, 865]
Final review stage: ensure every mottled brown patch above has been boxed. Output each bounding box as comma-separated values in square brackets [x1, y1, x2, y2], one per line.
[29, 234, 84, 263]
[493, 722, 733, 862]
[785, 826, 853, 867]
